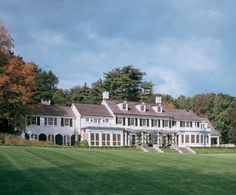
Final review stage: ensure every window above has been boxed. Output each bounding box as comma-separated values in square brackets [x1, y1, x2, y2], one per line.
[117, 117, 123, 124]
[94, 118, 98, 123]
[64, 118, 70, 126]
[196, 135, 199, 143]
[106, 119, 109, 123]
[141, 104, 145, 111]
[172, 120, 177, 126]
[102, 133, 110, 146]
[181, 135, 184, 143]
[44, 117, 57, 126]
[91, 133, 99, 146]
[153, 119, 157, 127]
[86, 118, 89, 122]
[113, 134, 121, 146]
[158, 120, 161, 127]
[31, 117, 37, 125]
[191, 135, 195, 143]
[141, 119, 146, 126]
[163, 120, 169, 127]
[196, 122, 200, 128]
[130, 118, 135, 126]
[201, 135, 203, 143]
[157, 106, 162, 113]
[180, 121, 186, 127]
[48, 118, 53, 125]
[122, 103, 127, 110]
[185, 135, 189, 143]
[186, 122, 190, 127]
[98, 119, 101, 123]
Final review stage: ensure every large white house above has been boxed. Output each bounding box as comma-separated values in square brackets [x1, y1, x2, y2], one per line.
[25, 92, 220, 147]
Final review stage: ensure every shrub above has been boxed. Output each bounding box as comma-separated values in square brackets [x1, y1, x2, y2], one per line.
[76, 140, 89, 148]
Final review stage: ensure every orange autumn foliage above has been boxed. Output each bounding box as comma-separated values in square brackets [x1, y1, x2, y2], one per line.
[164, 102, 176, 109]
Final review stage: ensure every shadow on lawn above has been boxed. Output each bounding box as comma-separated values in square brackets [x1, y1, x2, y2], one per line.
[0, 165, 236, 195]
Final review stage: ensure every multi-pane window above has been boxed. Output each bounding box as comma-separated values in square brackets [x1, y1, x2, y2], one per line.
[117, 117, 123, 124]
[153, 119, 157, 127]
[141, 119, 147, 126]
[191, 135, 195, 143]
[157, 106, 162, 113]
[31, 117, 37, 125]
[130, 118, 135, 126]
[113, 134, 121, 146]
[180, 121, 186, 127]
[91, 133, 99, 146]
[44, 117, 57, 126]
[64, 118, 70, 126]
[163, 120, 169, 127]
[102, 133, 110, 146]
[185, 135, 189, 143]
[172, 120, 177, 126]
[201, 135, 203, 143]
[141, 105, 145, 111]
[196, 135, 199, 143]
[122, 103, 127, 110]
[181, 135, 184, 143]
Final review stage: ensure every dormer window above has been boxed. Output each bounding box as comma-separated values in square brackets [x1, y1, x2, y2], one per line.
[140, 102, 146, 112]
[122, 103, 127, 110]
[157, 106, 162, 113]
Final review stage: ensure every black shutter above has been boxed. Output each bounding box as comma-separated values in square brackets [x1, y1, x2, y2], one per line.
[128, 118, 130, 126]
[158, 120, 160, 127]
[70, 119, 73, 127]
[37, 117, 40, 126]
[162, 120, 164, 127]
[147, 119, 149, 127]
[116, 117, 118, 124]
[135, 118, 138, 126]
[169, 120, 171, 128]
[27, 117, 31, 125]
[123, 118, 126, 126]
[151, 119, 154, 127]
[140, 119, 142, 126]
[61, 118, 64, 126]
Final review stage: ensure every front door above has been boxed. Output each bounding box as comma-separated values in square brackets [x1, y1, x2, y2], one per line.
[150, 134, 157, 145]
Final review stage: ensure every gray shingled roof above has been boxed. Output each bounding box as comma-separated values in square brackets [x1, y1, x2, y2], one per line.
[104, 100, 201, 121]
[38, 105, 75, 117]
[104, 100, 169, 117]
[74, 103, 113, 117]
[164, 108, 202, 121]
[201, 118, 221, 136]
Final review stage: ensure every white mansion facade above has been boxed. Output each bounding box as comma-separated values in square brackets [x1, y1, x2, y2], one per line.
[25, 92, 220, 147]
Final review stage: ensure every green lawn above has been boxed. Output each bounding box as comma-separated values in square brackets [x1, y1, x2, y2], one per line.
[159, 147, 178, 153]
[0, 146, 236, 194]
[192, 147, 236, 154]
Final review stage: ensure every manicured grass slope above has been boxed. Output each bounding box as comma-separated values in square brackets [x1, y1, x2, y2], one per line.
[0, 146, 236, 195]
[193, 147, 236, 154]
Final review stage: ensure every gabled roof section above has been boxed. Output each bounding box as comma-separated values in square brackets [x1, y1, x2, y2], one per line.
[38, 104, 75, 117]
[104, 100, 169, 117]
[201, 118, 221, 136]
[74, 103, 112, 117]
[164, 108, 202, 121]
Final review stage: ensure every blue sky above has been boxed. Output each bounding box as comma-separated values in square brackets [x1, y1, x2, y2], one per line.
[0, 0, 236, 97]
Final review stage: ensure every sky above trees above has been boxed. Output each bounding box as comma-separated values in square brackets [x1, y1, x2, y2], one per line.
[0, 0, 236, 97]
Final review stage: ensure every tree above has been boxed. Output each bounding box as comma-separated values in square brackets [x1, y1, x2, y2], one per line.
[34, 66, 59, 102]
[52, 88, 71, 106]
[0, 55, 36, 130]
[70, 83, 91, 104]
[103, 65, 151, 101]
[175, 95, 193, 110]
[0, 23, 36, 132]
[229, 102, 236, 144]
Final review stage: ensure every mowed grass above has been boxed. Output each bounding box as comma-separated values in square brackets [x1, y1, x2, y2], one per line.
[0, 146, 236, 195]
[193, 147, 236, 154]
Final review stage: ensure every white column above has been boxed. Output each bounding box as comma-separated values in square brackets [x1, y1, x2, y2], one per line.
[127, 133, 130, 146]
[217, 137, 220, 146]
[99, 131, 102, 147]
[110, 132, 113, 146]
[121, 131, 124, 146]
[141, 132, 144, 145]
[124, 131, 127, 146]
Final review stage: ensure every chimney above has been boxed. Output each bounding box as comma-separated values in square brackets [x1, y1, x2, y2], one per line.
[102, 91, 109, 100]
[41, 99, 51, 105]
[155, 96, 162, 104]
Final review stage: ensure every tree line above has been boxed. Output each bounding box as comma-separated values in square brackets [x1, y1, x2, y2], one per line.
[0, 23, 235, 144]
